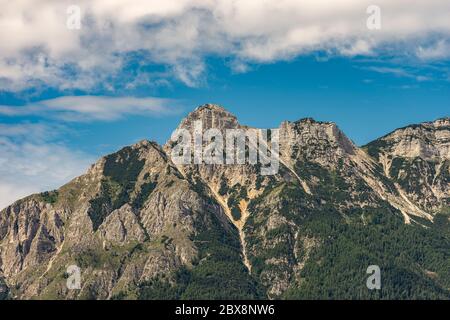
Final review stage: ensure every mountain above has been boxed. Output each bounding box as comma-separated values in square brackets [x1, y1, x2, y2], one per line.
[364, 118, 450, 214]
[0, 104, 449, 300]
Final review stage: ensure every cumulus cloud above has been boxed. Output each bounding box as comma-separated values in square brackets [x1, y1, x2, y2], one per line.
[0, 95, 178, 121]
[0, 0, 449, 91]
[0, 123, 94, 209]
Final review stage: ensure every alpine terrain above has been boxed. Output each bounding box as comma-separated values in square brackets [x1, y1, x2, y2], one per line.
[0, 104, 449, 300]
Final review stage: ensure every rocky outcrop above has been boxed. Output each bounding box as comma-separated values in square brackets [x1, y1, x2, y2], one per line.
[365, 117, 450, 213]
[368, 118, 450, 160]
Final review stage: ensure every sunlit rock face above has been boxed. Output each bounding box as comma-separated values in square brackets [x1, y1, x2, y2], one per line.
[365, 117, 450, 213]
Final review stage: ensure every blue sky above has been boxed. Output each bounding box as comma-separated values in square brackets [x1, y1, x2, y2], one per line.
[3, 56, 449, 148]
[0, 0, 449, 208]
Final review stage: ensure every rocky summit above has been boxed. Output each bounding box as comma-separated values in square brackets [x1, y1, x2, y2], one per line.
[0, 104, 449, 300]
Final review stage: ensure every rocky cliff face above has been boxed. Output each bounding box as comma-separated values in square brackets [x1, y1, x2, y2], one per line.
[0, 105, 449, 300]
[365, 118, 450, 213]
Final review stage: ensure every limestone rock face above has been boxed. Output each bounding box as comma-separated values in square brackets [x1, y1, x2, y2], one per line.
[365, 117, 450, 213]
[279, 118, 356, 167]
[0, 199, 65, 278]
[0, 105, 449, 300]
[176, 103, 241, 131]
[374, 118, 450, 160]
[98, 204, 147, 246]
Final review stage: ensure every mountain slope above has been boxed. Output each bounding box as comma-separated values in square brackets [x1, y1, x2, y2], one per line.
[0, 104, 449, 299]
[364, 118, 450, 215]
[0, 139, 260, 299]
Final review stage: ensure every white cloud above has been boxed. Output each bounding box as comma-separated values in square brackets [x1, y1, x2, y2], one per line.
[365, 66, 432, 82]
[0, 123, 94, 210]
[0, 95, 178, 121]
[0, 0, 449, 91]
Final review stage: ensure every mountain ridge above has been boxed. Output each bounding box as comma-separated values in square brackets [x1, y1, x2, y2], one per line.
[0, 104, 449, 300]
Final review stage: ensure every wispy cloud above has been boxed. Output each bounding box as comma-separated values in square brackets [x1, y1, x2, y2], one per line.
[0, 0, 449, 91]
[364, 66, 431, 82]
[0, 95, 179, 121]
[417, 40, 450, 60]
[0, 123, 94, 209]
[0, 94, 181, 209]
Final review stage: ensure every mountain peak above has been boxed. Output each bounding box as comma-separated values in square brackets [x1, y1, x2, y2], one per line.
[177, 103, 240, 131]
[430, 117, 450, 128]
[365, 116, 450, 161]
[280, 117, 356, 160]
[194, 103, 227, 113]
[293, 117, 333, 125]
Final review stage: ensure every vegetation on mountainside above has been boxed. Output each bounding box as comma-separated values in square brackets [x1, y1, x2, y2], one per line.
[137, 208, 264, 300]
[283, 210, 450, 299]
[88, 146, 146, 230]
[245, 164, 450, 299]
